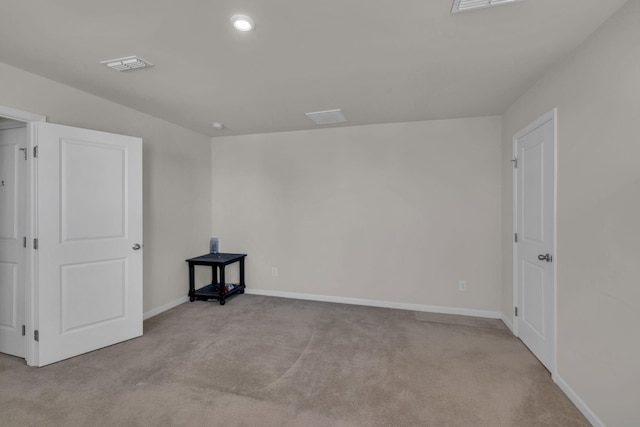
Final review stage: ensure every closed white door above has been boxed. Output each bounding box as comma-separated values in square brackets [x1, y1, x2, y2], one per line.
[514, 111, 556, 372]
[33, 122, 143, 367]
[0, 127, 26, 357]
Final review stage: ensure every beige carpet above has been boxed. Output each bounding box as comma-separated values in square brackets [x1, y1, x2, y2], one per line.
[0, 295, 588, 426]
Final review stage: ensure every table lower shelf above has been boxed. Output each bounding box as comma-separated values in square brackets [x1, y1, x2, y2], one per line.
[190, 283, 245, 305]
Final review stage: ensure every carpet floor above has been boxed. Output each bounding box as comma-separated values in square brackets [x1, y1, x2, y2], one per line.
[0, 295, 589, 426]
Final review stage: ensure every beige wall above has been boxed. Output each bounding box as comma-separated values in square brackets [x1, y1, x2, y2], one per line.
[501, 1, 640, 425]
[212, 117, 502, 313]
[0, 62, 212, 313]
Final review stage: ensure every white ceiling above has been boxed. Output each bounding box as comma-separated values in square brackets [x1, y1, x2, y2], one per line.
[0, 0, 628, 137]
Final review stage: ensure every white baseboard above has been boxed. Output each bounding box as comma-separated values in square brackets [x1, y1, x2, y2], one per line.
[143, 296, 189, 320]
[554, 374, 605, 427]
[143, 290, 502, 320]
[501, 313, 514, 333]
[244, 288, 501, 319]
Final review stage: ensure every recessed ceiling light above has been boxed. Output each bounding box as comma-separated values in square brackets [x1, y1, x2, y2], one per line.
[212, 122, 224, 130]
[451, 0, 524, 13]
[100, 56, 153, 71]
[231, 14, 255, 32]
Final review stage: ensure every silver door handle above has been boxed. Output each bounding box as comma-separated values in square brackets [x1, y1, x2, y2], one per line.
[132, 243, 142, 250]
[537, 253, 552, 262]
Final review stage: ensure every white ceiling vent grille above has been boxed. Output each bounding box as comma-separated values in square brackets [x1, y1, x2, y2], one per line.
[451, 0, 524, 13]
[305, 109, 348, 125]
[100, 56, 153, 71]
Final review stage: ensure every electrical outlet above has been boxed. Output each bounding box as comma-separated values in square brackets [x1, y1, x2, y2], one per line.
[459, 280, 467, 291]
[272, 267, 278, 277]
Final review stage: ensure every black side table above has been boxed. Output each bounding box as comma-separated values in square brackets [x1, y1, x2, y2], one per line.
[186, 253, 247, 305]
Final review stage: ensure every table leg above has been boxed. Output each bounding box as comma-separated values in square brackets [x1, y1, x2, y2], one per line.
[188, 262, 195, 302]
[219, 265, 226, 305]
[239, 257, 245, 293]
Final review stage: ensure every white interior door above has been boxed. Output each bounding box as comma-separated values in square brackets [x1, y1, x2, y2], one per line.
[514, 111, 556, 372]
[0, 127, 26, 357]
[33, 122, 143, 367]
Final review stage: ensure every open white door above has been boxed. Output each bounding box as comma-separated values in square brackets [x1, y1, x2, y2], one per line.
[32, 122, 142, 367]
[513, 110, 556, 373]
[0, 127, 27, 358]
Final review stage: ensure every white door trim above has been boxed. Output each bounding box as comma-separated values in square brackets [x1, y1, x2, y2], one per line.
[0, 105, 46, 124]
[0, 105, 46, 366]
[512, 108, 558, 379]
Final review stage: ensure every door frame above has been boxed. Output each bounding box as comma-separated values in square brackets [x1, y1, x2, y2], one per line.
[0, 105, 46, 366]
[512, 108, 558, 378]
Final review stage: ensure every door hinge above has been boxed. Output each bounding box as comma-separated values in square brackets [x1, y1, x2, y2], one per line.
[33, 238, 38, 250]
[515, 307, 518, 317]
[23, 237, 27, 248]
[22, 325, 26, 336]
[512, 158, 518, 169]
[33, 146, 38, 158]
[19, 147, 27, 160]
[34, 330, 39, 341]
[514, 233, 518, 243]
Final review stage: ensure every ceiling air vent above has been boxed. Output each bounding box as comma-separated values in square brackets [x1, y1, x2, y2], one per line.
[305, 109, 348, 125]
[451, 0, 524, 13]
[100, 56, 153, 71]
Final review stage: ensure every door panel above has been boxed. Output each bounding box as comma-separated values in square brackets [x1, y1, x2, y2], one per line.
[0, 262, 18, 329]
[515, 114, 555, 372]
[61, 258, 126, 333]
[522, 142, 545, 242]
[0, 143, 18, 240]
[0, 127, 26, 358]
[522, 260, 545, 337]
[61, 140, 126, 241]
[34, 122, 142, 367]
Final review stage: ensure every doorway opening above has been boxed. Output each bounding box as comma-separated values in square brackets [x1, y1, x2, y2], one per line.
[0, 105, 46, 365]
[0, 104, 144, 367]
[0, 119, 27, 358]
